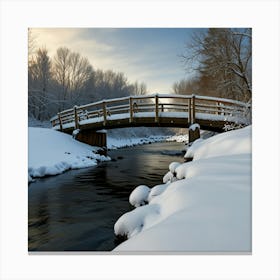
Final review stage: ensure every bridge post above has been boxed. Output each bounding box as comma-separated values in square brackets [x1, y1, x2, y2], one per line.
[155, 94, 159, 122]
[216, 102, 222, 115]
[74, 106, 79, 129]
[129, 97, 133, 122]
[58, 113, 63, 131]
[188, 98, 192, 125]
[102, 101, 107, 126]
[75, 129, 107, 153]
[191, 94, 196, 124]
[189, 123, 200, 144]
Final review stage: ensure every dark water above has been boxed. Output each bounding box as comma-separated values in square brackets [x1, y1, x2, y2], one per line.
[28, 141, 185, 251]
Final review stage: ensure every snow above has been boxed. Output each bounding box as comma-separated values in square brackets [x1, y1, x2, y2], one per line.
[72, 129, 80, 138]
[166, 134, 189, 143]
[147, 184, 169, 202]
[28, 117, 51, 128]
[113, 125, 252, 252]
[168, 161, 181, 173]
[195, 112, 239, 122]
[107, 132, 190, 150]
[30, 119, 189, 182]
[53, 111, 247, 131]
[114, 203, 161, 239]
[107, 126, 174, 149]
[129, 185, 150, 207]
[60, 121, 75, 130]
[162, 171, 175, 184]
[195, 94, 248, 106]
[107, 135, 168, 149]
[28, 125, 187, 182]
[189, 123, 200, 131]
[185, 125, 251, 161]
[28, 127, 109, 182]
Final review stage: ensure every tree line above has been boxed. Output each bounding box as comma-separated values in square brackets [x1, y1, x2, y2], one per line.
[29, 28, 252, 121]
[28, 34, 147, 120]
[173, 28, 252, 103]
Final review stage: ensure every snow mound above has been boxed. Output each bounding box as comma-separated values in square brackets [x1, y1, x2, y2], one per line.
[163, 171, 176, 184]
[129, 185, 150, 207]
[28, 127, 110, 182]
[185, 125, 251, 160]
[189, 123, 200, 131]
[148, 183, 169, 202]
[184, 138, 204, 159]
[162, 162, 182, 183]
[114, 204, 161, 239]
[113, 126, 252, 251]
[168, 162, 181, 173]
[166, 134, 188, 143]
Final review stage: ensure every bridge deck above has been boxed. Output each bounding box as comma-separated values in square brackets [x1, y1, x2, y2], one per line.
[53, 111, 239, 133]
[51, 94, 250, 133]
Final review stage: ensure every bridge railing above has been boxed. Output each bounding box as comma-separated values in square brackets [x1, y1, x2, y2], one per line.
[50, 94, 250, 130]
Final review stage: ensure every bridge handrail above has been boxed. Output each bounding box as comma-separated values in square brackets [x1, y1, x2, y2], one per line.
[195, 95, 249, 107]
[50, 94, 250, 130]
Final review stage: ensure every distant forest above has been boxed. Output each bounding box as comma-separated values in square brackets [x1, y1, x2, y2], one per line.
[28, 31, 147, 120]
[28, 28, 251, 121]
[173, 28, 252, 103]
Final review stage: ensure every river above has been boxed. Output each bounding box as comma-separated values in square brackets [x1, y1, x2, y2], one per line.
[28, 141, 185, 251]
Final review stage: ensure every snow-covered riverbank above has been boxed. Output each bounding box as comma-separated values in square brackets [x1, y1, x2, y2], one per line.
[114, 126, 252, 252]
[107, 127, 187, 149]
[28, 127, 110, 182]
[28, 126, 188, 182]
[108, 135, 168, 149]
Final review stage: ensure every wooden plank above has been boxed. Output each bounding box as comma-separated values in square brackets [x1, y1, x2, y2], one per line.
[155, 95, 159, 122]
[106, 104, 129, 111]
[102, 101, 107, 125]
[129, 97, 133, 122]
[188, 98, 192, 124]
[50, 94, 249, 129]
[195, 95, 248, 107]
[74, 106, 79, 129]
[58, 113, 63, 131]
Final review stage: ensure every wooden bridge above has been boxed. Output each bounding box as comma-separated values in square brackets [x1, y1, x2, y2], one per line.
[50, 94, 251, 147]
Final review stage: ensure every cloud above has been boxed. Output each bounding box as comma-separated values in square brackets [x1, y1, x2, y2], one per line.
[32, 28, 114, 56]
[31, 28, 191, 93]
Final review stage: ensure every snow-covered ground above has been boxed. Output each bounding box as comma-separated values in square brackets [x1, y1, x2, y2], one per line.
[28, 122, 189, 182]
[107, 127, 186, 149]
[107, 135, 168, 149]
[114, 125, 251, 252]
[28, 117, 51, 128]
[28, 127, 110, 182]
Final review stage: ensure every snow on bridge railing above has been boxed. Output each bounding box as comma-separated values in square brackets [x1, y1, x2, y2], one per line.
[50, 94, 251, 131]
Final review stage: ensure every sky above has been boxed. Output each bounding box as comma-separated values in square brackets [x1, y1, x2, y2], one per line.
[31, 28, 203, 93]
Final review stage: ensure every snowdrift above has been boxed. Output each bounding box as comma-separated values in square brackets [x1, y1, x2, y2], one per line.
[114, 126, 252, 252]
[28, 127, 109, 182]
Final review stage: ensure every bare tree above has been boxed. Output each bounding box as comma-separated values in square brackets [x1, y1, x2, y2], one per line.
[132, 81, 148, 95]
[28, 48, 52, 120]
[52, 47, 71, 109]
[28, 45, 150, 121]
[172, 78, 199, 95]
[68, 52, 94, 104]
[28, 28, 37, 66]
[91, 69, 139, 100]
[52, 47, 94, 109]
[182, 28, 252, 101]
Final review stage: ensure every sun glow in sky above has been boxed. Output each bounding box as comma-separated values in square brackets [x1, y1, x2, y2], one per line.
[32, 28, 202, 93]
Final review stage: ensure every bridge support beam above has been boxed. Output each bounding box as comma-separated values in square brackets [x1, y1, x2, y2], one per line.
[75, 130, 107, 151]
[188, 123, 200, 144]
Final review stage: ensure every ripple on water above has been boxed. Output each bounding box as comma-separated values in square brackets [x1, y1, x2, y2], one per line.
[28, 141, 185, 251]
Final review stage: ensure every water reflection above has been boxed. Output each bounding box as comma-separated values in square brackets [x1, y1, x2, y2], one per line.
[28, 142, 185, 251]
